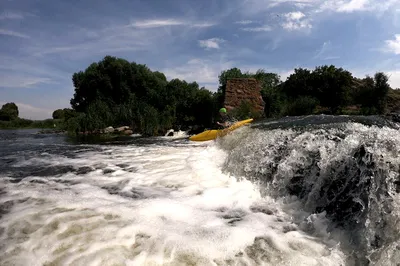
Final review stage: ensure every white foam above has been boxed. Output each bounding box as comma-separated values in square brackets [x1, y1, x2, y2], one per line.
[0, 140, 346, 265]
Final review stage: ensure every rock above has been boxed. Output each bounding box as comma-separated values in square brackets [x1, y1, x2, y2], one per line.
[124, 130, 133, 135]
[115, 126, 129, 132]
[224, 78, 265, 117]
[104, 126, 114, 134]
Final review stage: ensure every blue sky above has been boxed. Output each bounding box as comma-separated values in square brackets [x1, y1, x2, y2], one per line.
[2, 0, 400, 119]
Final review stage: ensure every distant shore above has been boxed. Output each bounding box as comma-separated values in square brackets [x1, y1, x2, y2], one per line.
[0, 118, 61, 130]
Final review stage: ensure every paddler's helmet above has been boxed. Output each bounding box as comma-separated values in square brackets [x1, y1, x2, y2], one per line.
[219, 108, 227, 113]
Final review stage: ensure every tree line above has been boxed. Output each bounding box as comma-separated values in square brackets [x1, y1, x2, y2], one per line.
[216, 65, 394, 117]
[2, 55, 398, 134]
[0, 102, 57, 129]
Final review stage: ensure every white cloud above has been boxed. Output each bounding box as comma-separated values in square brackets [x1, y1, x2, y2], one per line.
[318, 0, 400, 13]
[318, 0, 367, 13]
[281, 12, 312, 31]
[240, 26, 272, 32]
[0, 29, 30, 38]
[279, 69, 295, 81]
[241, 0, 400, 18]
[338, 0, 369, 12]
[384, 34, 400, 54]
[286, 11, 306, 20]
[387, 71, 400, 89]
[199, 38, 225, 49]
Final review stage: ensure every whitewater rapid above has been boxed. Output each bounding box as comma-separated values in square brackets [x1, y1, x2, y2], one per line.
[0, 128, 348, 266]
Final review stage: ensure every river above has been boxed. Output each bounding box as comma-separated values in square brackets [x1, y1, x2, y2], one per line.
[1, 115, 399, 266]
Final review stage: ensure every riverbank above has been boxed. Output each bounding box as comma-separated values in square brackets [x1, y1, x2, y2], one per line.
[0, 118, 61, 130]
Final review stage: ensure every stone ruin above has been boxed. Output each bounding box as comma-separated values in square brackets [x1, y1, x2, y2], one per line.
[224, 78, 265, 117]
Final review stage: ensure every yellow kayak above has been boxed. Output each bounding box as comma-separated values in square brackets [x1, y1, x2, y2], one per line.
[189, 118, 253, 141]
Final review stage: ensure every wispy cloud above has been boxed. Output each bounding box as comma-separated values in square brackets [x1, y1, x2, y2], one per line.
[131, 19, 215, 28]
[0, 29, 29, 38]
[0, 75, 53, 88]
[29, 18, 215, 58]
[199, 38, 225, 49]
[0, 11, 25, 20]
[313, 41, 339, 60]
[240, 25, 272, 32]
[294, 3, 313, 9]
[235, 20, 253, 25]
[131, 19, 185, 28]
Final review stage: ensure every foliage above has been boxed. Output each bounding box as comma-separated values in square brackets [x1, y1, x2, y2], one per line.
[230, 100, 261, 120]
[52, 109, 65, 119]
[0, 102, 19, 121]
[67, 55, 217, 135]
[282, 96, 320, 116]
[0, 118, 60, 129]
[373, 72, 391, 114]
[216, 65, 392, 120]
[386, 88, 400, 112]
[282, 65, 353, 114]
[65, 56, 395, 136]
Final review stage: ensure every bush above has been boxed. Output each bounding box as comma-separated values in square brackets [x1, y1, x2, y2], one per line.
[231, 100, 262, 120]
[282, 96, 319, 116]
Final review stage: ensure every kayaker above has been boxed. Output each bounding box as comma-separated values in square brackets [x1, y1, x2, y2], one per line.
[216, 107, 232, 128]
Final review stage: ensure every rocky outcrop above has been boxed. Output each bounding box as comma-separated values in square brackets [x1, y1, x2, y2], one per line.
[224, 78, 265, 117]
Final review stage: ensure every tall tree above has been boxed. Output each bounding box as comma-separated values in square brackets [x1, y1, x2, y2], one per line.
[373, 72, 390, 114]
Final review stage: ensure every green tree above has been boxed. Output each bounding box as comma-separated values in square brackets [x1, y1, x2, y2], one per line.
[52, 109, 65, 119]
[282, 68, 314, 99]
[0, 102, 19, 121]
[373, 72, 390, 114]
[68, 55, 217, 136]
[253, 69, 282, 117]
[313, 65, 353, 113]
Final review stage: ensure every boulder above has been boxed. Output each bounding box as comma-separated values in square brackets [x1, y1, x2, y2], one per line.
[104, 126, 114, 134]
[124, 129, 133, 135]
[115, 126, 130, 132]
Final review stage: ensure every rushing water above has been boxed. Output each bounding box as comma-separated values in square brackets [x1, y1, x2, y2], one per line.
[1, 115, 399, 266]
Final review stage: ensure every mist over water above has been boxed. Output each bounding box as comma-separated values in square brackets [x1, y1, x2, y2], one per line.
[0, 116, 399, 266]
